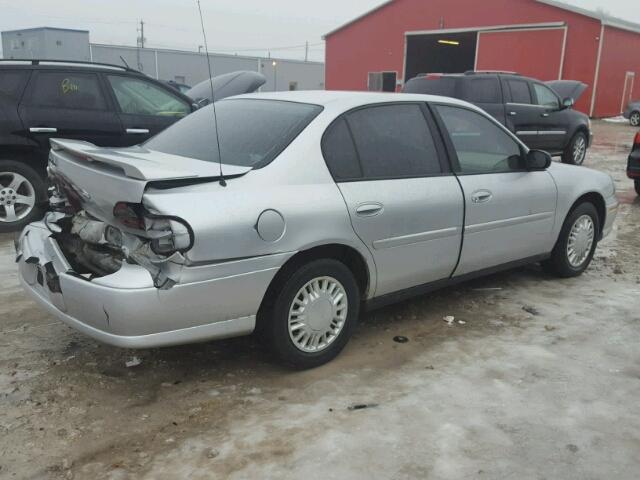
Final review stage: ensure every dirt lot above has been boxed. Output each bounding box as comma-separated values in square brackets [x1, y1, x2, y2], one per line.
[1, 120, 639, 480]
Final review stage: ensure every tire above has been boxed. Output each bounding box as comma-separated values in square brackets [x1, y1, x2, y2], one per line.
[635, 179, 640, 196]
[630, 111, 640, 127]
[263, 259, 360, 369]
[542, 202, 600, 278]
[0, 160, 46, 233]
[562, 131, 588, 165]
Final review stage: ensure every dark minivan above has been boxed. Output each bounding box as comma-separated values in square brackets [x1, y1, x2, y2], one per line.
[403, 71, 592, 166]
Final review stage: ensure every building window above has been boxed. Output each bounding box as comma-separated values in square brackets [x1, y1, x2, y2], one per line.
[289, 81, 298, 91]
[56, 40, 63, 46]
[367, 72, 397, 92]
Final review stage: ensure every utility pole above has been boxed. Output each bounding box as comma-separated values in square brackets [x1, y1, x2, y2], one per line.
[139, 20, 145, 48]
[136, 19, 145, 71]
[305, 41, 309, 62]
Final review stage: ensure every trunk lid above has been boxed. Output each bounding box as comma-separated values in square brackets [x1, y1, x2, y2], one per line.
[49, 138, 251, 225]
[545, 80, 588, 103]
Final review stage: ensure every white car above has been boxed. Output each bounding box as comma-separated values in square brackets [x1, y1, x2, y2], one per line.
[17, 91, 618, 368]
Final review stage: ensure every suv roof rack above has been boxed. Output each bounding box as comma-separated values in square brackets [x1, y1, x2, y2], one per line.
[464, 70, 520, 76]
[0, 59, 140, 73]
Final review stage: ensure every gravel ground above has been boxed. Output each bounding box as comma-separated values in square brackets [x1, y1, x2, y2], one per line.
[1, 120, 639, 480]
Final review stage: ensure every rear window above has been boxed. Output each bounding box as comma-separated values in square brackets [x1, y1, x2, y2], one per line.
[0, 70, 28, 100]
[27, 72, 107, 110]
[507, 79, 532, 104]
[144, 99, 322, 168]
[403, 76, 458, 97]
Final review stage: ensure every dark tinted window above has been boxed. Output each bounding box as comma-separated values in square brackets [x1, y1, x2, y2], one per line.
[437, 105, 523, 174]
[346, 104, 441, 179]
[533, 83, 559, 108]
[0, 70, 28, 99]
[322, 118, 362, 180]
[145, 99, 322, 168]
[28, 72, 107, 110]
[108, 75, 190, 117]
[403, 76, 458, 97]
[465, 78, 500, 103]
[507, 79, 532, 104]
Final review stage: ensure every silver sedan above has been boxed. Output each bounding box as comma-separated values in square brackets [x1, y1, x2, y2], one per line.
[16, 91, 618, 368]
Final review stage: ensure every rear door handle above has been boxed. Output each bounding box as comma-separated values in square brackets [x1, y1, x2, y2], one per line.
[541, 113, 550, 118]
[126, 128, 150, 134]
[29, 127, 57, 133]
[508, 111, 517, 116]
[471, 191, 493, 204]
[356, 203, 384, 217]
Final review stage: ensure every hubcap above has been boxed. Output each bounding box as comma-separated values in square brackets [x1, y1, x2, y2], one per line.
[573, 136, 586, 164]
[0, 172, 36, 224]
[288, 276, 348, 353]
[631, 113, 640, 127]
[567, 215, 595, 268]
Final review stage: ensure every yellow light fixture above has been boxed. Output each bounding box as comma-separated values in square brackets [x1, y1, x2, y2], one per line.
[438, 40, 460, 46]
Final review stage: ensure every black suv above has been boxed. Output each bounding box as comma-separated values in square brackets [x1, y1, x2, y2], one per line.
[403, 71, 592, 166]
[0, 60, 197, 232]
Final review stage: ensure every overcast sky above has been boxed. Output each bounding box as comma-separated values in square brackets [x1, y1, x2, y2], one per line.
[1, 0, 639, 62]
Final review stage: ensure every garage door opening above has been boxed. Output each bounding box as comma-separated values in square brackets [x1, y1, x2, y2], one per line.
[405, 31, 477, 82]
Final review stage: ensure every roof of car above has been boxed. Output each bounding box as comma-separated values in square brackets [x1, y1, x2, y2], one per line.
[234, 90, 475, 110]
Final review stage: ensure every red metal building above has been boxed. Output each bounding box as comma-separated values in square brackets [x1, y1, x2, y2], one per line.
[324, 0, 640, 117]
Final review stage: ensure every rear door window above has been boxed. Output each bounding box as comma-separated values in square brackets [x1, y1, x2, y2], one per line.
[345, 104, 442, 179]
[27, 72, 107, 110]
[322, 118, 362, 180]
[464, 78, 501, 104]
[506, 79, 533, 105]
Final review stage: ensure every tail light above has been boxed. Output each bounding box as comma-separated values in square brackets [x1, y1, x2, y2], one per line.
[113, 202, 194, 255]
[634, 132, 640, 150]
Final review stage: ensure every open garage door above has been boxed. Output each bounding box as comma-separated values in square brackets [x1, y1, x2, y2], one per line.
[476, 27, 567, 81]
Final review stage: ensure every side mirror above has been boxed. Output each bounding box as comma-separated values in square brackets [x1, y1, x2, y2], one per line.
[562, 97, 574, 109]
[526, 150, 552, 171]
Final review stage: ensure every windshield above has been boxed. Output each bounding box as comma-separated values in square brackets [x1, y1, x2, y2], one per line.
[145, 99, 322, 168]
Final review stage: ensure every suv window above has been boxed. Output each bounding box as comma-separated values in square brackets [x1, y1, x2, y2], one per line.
[108, 75, 190, 117]
[464, 78, 501, 104]
[145, 99, 322, 168]
[322, 118, 362, 180]
[436, 105, 523, 174]
[506, 79, 532, 105]
[533, 83, 559, 109]
[0, 70, 28, 100]
[28, 72, 107, 110]
[346, 104, 442, 179]
[403, 76, 458, 97]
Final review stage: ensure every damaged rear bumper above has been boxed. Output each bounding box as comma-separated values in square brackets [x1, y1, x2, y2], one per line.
[17, 222, 288, 348]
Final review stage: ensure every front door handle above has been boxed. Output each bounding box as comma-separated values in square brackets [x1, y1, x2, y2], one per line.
[541, 113, 550, 118]
[508, 111, 517, 116]
[30, 127, 57, 133]
[126, 128, 150, 134]
[471, 191, 493, 204]
[356, 203, 384, 217]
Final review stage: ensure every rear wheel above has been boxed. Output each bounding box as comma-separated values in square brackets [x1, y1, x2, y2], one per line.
[562, 131, 588, 165]
[542, 202, 599, 278]
[263, 259, 360, 369]
[0, 160, 45, 233]
[630, 111, 640, 127]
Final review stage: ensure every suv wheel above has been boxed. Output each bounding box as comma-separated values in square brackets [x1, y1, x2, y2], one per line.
[264, 259, 360, 369]
[562, 132, 588, 165]
[542, 202, 599, 278]
[630, 111, 640, 127]
[0, 160, 45, 233]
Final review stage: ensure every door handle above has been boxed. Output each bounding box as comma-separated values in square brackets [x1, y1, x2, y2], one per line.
[126, 128, 150, 134]
[29, 127, 57, 133]
[541, 113, 550, 118]
[356, 203, 384, 217]
[508, 111, 517, 116]
[471, 191, 493, 204]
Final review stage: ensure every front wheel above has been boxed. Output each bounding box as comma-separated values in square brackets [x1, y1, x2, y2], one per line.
[263, 259, 360, 369]
[630, 111, 640, 127]
[542, 202, 599, 278]
[562, 132, 588, 165]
